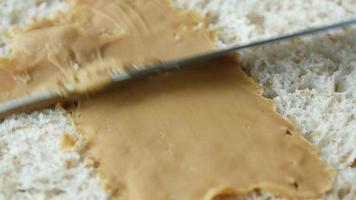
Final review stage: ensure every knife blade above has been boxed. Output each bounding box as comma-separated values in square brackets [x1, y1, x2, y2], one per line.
[1, 18, 355, 119]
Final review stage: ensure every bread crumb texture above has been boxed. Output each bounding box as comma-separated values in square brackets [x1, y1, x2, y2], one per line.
[0, 0, 355, 199]
[0, 108, 108, 199]
[173, 0, 356, 47]
[174, 0, 356, 199]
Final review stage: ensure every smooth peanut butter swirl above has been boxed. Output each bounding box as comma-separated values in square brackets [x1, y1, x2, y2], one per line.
[0, 0, 214, 102]
[0, 0, 334, 199]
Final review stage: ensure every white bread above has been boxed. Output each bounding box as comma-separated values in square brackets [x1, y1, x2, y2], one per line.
[0, 0, 355, 199]
[173, 0, 356, 47]
[0, 108, 108, 200]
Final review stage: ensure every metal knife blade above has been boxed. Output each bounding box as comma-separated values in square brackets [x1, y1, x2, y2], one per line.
[1, 18, 355, 119]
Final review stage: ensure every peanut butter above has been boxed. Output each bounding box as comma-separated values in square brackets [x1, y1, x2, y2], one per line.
[73, 56, 334, 199]
[0, 0, 334, 199]
[0, 0, 214, 102]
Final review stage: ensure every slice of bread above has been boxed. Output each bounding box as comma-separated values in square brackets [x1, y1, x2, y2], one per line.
[0, 0, 355, 199]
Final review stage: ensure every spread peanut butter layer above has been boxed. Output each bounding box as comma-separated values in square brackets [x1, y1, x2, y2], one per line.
[0, 0, 214, 102]
[0, 0, 334, 199]
[73, 57, 334, 199]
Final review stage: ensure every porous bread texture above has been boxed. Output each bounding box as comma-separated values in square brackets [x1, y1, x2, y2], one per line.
[174, 0, 356, 199]
[0, 0, 68, 56]
[0, 108, 108, 200]
[173, 0, 356, 48]
[242, 30, 356, 200]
